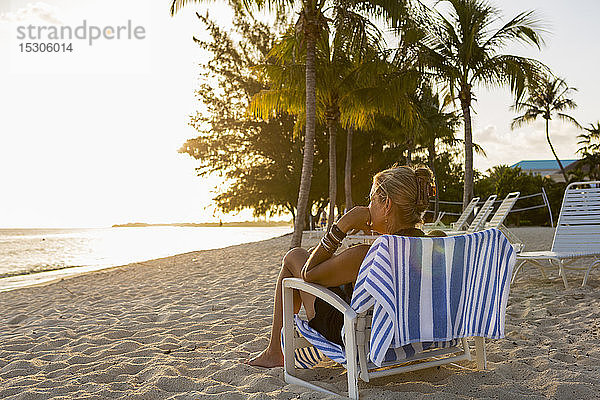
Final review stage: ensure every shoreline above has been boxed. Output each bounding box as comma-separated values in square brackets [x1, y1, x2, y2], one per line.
[0, 231, 293, 293]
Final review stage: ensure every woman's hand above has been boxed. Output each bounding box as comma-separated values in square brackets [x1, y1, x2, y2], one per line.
[336, 206, 372, 235]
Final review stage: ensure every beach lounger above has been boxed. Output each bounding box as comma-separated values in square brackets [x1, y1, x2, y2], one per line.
[422, 211, 446, 228]
[424, 197, 480, 231]
[436, 195, 497, 236]
[484, 192, 523, 251]
[511, 181, 600, 288]
[485, 192, 520, 229]
[283, 228, 516, 399]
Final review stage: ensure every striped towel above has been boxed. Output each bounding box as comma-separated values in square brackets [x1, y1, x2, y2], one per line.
[291, 316, 460, 368]
[351, 228, 516, 366]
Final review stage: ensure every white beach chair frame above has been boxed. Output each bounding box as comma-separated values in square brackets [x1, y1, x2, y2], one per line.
[485, 192, 520, 229]
[440, 195, 498, 236]
[450, 196, 480, 231]
[422, 197, 480, 231]
[423, 210, 447, 228]
[511, 181, 600, 288]
[282, 279, 487, 399]
[485, 192, 523, 252]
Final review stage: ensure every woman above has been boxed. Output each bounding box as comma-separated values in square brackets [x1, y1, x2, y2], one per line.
[248, 165, 436, 368]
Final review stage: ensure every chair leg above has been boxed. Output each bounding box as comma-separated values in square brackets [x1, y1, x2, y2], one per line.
[344, 317, 359, 400]
[511, 260, 527, 284]
[558, 261, 569, 289]
[582, 259, 600, 286]
[282, 284, 297, 377]
[474, 337, 486, 370]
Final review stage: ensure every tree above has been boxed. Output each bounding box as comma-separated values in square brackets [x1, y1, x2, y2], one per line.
[574, 122, 600, 180]
[171, 0, 324, 247]
[414, 86, 461, 218]
[578, 122, 600, 154]
[419, 0, 546, 209]
[511, 75, 581, 182]
[252, 10, 402, 229]
[177, 12, 332, 221]
[172, 0, 412, 248]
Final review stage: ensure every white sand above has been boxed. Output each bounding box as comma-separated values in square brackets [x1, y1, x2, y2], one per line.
[0, 227, 599, 399]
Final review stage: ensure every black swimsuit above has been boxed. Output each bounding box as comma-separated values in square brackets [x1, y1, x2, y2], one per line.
[307, 228, 426, 345]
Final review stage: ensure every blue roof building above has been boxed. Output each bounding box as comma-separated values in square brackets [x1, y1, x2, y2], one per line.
[510, 159, 578, 182]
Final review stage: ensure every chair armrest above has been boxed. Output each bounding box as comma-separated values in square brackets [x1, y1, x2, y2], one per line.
[283, 278, 357, 320]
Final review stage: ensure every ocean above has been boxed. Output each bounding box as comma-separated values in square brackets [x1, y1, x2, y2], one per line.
[0, 226, 291, 291]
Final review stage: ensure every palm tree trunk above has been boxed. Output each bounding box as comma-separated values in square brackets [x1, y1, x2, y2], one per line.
[428, 143, 439, 219]
[344, 125, 353, 211]
[327, 119, 337, 230]
[289, 24, 317, 248]
[460, 96, 474, 210]
[546, 118, 568, 182]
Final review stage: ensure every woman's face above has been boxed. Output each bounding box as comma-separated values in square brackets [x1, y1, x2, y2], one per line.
[368, 185, 389, 234]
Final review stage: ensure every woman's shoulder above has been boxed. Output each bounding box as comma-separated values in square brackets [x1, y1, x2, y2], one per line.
[393, 227, 426, 237]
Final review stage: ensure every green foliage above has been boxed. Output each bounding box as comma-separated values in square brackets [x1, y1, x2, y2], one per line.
[179, 12, 329, 218]
[418, 0, 548, 206]
[572, 122, 600, 180]
[175, 1, 572, 228]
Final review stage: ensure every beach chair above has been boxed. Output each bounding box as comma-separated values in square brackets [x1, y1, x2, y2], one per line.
[283, 229, 516, 399]
[450, 197, 480, 231]
[423, 197, 480, 231]
[484, 192, 523, 251]
[485, 192, 520, 229]
[436, 195, 497, 236]
[511, 181, 600, 289]
[422, 211, 446, 228]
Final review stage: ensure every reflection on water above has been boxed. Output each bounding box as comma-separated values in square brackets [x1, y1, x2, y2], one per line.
[0, 226, 291, 278]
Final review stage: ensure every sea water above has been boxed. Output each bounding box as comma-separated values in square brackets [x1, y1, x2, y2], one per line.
[0, 226, 291, 291]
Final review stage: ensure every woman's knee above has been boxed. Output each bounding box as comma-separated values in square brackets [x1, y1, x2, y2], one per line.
[282, 247, 309, 274]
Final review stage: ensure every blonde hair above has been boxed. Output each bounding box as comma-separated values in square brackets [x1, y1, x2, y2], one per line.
[370, 165, 435, 232]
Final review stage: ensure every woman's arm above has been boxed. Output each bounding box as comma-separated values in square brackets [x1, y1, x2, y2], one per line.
[301, 206, 372, 287]
[302, 244, 370, 287]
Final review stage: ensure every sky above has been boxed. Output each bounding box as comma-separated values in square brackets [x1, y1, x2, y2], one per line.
[0, 0, 598, 228]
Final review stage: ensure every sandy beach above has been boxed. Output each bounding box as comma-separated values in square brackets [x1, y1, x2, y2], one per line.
[1, 227, 599, 399]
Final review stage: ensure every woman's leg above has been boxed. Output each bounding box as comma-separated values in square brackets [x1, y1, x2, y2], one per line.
[247, 247, 316, 367]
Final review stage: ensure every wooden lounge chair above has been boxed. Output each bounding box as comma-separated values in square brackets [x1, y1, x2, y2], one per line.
[283, 229, 516, 399]
[511, 181, 600, 288]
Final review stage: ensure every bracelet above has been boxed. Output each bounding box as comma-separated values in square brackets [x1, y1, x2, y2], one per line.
[320, 236, 336, 253]
[330, 223, 346, 242]
[323, 233, 339, 249]
[320, 225, 346, 254]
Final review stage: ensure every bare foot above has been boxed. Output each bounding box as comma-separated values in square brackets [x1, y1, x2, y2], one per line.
[245, 349, 284, 368]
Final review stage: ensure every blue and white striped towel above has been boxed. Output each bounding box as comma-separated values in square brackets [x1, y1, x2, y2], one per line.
[351, 228, 516, 366]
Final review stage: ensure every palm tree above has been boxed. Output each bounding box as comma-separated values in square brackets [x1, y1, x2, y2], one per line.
[577, 122, 600, 154]
[419, 0, 546, 209]
[575, 122, 600, 180]
[511, 75, 581, 182]
[415, 87, 461, 218]
[251, 14, 386, 230]
[171, 0, 410, 247]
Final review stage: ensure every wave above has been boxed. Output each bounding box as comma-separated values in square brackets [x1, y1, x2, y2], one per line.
[0, 264, 85, 279]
